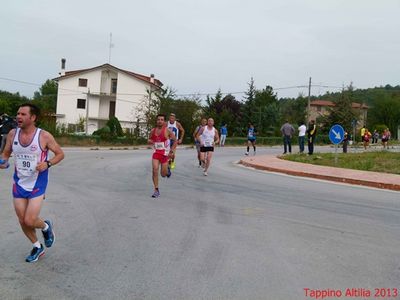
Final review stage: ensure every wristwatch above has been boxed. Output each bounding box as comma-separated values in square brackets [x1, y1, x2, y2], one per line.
[46, 161, 52, 168]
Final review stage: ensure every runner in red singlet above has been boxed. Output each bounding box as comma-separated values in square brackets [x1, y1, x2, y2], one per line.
[148, 114, 177, 198]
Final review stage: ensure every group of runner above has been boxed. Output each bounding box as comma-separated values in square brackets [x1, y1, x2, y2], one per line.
[148, 114, 220, 198]
[0, 105, 251, 263]
[149, 116, 260, 197]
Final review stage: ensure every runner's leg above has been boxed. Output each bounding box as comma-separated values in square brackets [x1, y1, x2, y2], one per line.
[161, 160, 169, 177]
[152, 159, 160, 190]
[14, 196, 46, 243]
[204, 151, 213, 172]
[200, 150, 206, 167]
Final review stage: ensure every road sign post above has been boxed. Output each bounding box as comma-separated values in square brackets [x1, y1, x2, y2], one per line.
[329, 124, 345, 165]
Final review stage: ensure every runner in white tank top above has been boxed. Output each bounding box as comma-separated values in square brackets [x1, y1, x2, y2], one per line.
[0, 103, 64, 263]
[195, 118, 220, 176]
[166, 113, 185, 170]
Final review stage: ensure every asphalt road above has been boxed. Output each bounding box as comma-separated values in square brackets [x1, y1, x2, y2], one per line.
[0, 147, 399, 300]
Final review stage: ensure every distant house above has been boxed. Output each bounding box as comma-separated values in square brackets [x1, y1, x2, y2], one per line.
[54, 60, 162, 134]
[310, 100, 368, 128]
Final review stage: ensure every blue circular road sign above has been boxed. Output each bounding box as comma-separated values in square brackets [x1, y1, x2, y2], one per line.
[329, 124, 345, 144]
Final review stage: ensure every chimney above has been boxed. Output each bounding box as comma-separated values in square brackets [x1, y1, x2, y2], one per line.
[150, 74, 155, 84]
[60, 58, 66, 76]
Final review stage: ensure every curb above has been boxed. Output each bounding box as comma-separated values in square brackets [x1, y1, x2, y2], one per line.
[239, 158, 400, 192]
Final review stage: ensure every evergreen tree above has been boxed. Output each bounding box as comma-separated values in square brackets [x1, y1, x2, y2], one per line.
[242, 77, 256, 125]
[320, 86, 358, 133]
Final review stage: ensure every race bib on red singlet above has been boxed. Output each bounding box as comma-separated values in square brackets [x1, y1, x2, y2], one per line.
[154, 142, 166, 150]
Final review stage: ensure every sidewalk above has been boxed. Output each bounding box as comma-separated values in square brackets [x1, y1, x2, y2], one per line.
[240, 154, 400, 191]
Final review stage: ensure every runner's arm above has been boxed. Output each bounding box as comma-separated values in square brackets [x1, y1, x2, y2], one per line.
[147, 129, 155, 144]
[0, 129, 15, 168]
[36, 131, 65, 172]
[214, 129, 220, 145]
[167, 129, 177, 154]
[192, 126, 198, 141]
[195, 127, 204, 145]
[177, 122, 185, 144]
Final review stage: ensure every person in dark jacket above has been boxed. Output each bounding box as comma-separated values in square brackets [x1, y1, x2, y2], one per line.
[0, 114, 17, 154]
[307, 120, 317, 155]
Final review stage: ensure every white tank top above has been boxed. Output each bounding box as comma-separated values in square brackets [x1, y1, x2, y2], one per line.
[167, 121, 179, 140]
[12, 128, 48, 191]
[201, 126, 215, 147]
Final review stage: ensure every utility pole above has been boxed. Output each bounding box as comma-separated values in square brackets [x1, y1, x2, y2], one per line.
[85, 89, 90, 135]
[307, 77, 312, 124]
[108, 33, 114, 64]
[147, 87, 152, 135]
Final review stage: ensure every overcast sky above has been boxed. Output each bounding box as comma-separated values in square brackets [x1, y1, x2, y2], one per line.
[1, 0, 399, 99]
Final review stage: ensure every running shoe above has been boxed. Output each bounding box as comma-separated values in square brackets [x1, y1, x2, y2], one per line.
[151, 190, 160, 198]
[245, 152, 249, 156]
[203, 171, 208, 176]
[42, 220, 55, 248]
[167, 165, 172, 178]
[25, 244, 45, 263]
[171, 161, 176, 169]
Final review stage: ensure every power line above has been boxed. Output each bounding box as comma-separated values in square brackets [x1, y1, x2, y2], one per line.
[0, 75, 348, 97]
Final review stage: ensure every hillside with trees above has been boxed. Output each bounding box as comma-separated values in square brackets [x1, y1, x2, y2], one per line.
[1, 80, 399, 140]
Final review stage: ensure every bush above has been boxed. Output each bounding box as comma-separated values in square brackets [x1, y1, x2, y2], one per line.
[93, 126, 111, 138]
[106, 117, 123, 137]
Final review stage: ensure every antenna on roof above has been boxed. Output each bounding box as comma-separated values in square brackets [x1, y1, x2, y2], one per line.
[108, 32, 114, 64]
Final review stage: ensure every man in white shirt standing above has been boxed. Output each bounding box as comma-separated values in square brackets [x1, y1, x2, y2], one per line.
[298, 121, 307, 154]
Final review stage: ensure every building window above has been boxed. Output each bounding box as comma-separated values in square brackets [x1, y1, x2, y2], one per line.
[79, 78, 88, 87]
[317, 106, 322, 112]
[77, 99, 86, 109]
[111, 79, 117, 94]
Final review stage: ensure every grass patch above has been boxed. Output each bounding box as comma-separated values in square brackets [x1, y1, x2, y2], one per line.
[282, 151, 400, 175]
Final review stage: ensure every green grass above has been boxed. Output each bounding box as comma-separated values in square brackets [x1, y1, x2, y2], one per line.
[282, 151, 400, 175]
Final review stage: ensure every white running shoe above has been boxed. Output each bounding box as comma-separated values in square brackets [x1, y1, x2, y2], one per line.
[204, 171, 208, 176]
[245, 152, 249, 156]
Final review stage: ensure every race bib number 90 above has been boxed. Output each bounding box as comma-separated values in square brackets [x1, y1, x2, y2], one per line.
[15, 154, 38, 176]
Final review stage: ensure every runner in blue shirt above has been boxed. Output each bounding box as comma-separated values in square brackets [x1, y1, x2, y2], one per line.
[219, 124, 227, 147]
[245, 123, 256, 155]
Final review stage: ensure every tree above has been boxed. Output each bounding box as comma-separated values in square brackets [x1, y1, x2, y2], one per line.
[32, 79, 58, 113]
[136, 86, 166, 136]
[253, 85, 279, 135]
[242, 77, 256, 125]
[368, 93, 400, 139]
[203, 89, 223, 120]
[279, 95, 307, 125]
[0, 90, 29, 116]
[160, 95, 202, 142]
[319, 87, 358, 133]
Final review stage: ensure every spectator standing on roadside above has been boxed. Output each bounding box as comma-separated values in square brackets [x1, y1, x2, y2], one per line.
[280, 120, 295, 154]
[219, 124, 227, 147]
[343, 130, 349, 153]
[298, 121, 306, 154]
[307, 120, 317, 155]
[372, 130, 379, 144]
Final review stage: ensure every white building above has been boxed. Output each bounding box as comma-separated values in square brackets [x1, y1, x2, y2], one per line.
[54, 60, 163, 134]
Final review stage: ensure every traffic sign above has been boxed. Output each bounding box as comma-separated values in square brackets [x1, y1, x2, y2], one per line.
[329, 124, 345, 144]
